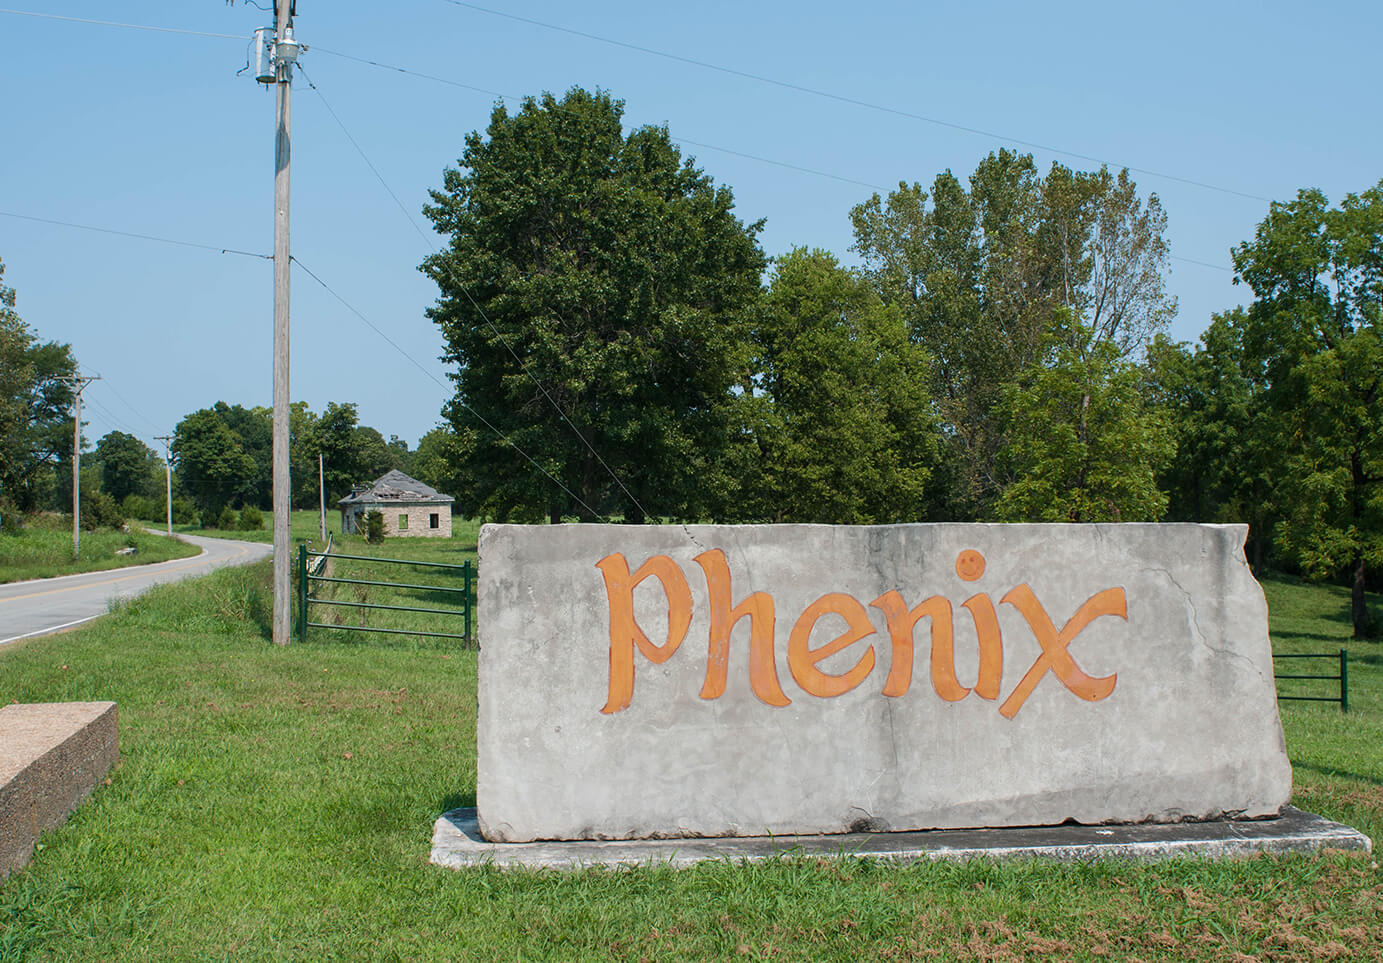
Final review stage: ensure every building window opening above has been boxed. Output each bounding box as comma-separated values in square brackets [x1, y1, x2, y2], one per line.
[398, 514, 408, 530]
[430, 513, 440, 529]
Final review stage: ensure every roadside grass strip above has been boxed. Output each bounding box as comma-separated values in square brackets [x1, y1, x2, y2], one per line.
[0, 557, 1378, 960]
[0, 522, 200, 584]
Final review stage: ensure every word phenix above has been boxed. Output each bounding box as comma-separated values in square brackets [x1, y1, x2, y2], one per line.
[595, 548, 1127, 720]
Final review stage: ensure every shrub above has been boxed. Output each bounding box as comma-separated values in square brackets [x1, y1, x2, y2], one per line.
[216, 505, 238, 530]
[122, 494, 160, 522]
[364, 509, 385, 544]
[172, 498, 196, 525]
[238, 505, 264, 531]
[0, 498, 21, 535]
[81, 490, 124, 531]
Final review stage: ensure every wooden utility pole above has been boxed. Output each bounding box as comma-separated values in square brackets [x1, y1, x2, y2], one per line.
[318, 452, 326, 542]
[60, 374, 99, 559]
[270, 0, 300, 645]
[154, 435, 173, 535]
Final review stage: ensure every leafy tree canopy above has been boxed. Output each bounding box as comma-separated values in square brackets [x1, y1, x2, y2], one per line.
[93, 430, 161, 503]
[422, 87, 766, 523]
[850, 151, 1175, 518]
[0, 257, 77, 516]
[747, 247, 939, 523]
[1231, 182, 1383, 636]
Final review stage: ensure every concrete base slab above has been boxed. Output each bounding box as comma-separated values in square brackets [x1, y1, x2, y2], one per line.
[1, 702, 118, 877]
[431, 806, 1372, 871]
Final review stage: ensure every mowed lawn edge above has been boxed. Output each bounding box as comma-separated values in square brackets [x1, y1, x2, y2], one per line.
[0, 544, 1378, 961]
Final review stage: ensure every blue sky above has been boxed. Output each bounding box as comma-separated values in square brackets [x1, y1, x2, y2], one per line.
[2, 1, 1379, 452]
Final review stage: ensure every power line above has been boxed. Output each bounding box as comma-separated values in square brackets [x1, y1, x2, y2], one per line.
[299, 66, 652, 522]
[0, 8, 241, 40]
[289, 254, 608, 521]
[0, 211, 271, 259]
[440, 0, 1273, 205]
[83, 395, 143, 439]
[5, 7, 1244, 271]
[304, 56, 1235, 273]
[96, 378, 166, 434]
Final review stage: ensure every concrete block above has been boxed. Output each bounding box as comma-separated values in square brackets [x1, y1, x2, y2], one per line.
[432, 806, 1371, 870]
[0, 702, 118, 876]
[477, 524, 1292, 842]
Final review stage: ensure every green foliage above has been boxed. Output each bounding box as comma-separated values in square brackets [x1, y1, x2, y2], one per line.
[850, 152, 1175, 519]
[364, 509, 385, 544]
[746, 248, 939, 522]
[411, 425, 468, 508]
[93, 430, 161, 502]
[171, 496, 196, 525]
[173, 408, 257, 522]
[79, 489, 124, 531]
[423, 87, 766, 523]
[317, 401, 368, 504]
[212, 402, 272, 508]
[120, 493, 161, 522]
[0, 257, 78, 515]
[238, 504, 264, 531]
[214, 505, 238, 531]
[1230, 181, 1383, 637]
[992, 322, 1173, 522]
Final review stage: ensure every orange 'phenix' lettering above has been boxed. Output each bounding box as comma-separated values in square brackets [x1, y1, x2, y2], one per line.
[998, 584, 1125, 719]
[595, 548, 1126, 718]
[694, 549, 790, 708]
[595, 553, 693, 714]
[788, 593, 878, 698]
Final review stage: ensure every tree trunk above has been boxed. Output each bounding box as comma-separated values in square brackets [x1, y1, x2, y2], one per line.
[624, 501, 645, 525]
[549, 504, 561, 525]
[1352, 555, 1371, 639]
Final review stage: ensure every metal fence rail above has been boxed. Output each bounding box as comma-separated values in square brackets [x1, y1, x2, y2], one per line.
[1274, 649, 1348, 712]
[297, 544, 473, 645]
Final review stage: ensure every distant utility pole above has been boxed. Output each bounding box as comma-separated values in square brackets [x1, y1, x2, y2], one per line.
[251, 1, 303, 644]
[154, 435, 174, 535]
[318, 452, 326, 542]
[58, 374, 100, 559]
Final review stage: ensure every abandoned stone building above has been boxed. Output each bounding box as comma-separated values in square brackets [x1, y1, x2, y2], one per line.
[338, 469, 454, 537]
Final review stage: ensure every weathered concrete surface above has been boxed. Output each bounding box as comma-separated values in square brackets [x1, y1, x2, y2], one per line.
[433, 806, 1370, 870]
[0, 702, 118, 876]
[478, 524, 1292, 842]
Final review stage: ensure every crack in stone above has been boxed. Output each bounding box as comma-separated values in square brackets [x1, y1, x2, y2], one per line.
[680, 524, 706, 553]
[1150, 566, 1265, 681]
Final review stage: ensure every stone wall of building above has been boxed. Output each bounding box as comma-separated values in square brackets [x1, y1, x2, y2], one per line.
[343, 504, 451, 537]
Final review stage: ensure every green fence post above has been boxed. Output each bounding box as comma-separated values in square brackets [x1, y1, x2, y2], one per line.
[1340, 648, 1348, 713]
[298, 543, 308, 644]
[464, 560, 472, 647]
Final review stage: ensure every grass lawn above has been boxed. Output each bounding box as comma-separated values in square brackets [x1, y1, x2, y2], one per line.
[0, 516, 200, 584]
[164, 509, 342, 547]
[0, 556, 1379, 960]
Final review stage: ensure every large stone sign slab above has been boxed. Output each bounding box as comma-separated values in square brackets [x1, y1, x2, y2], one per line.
[477, 524, 1291, 842]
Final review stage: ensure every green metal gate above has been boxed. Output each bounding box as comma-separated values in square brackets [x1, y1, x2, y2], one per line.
[297, 543, 473, 645]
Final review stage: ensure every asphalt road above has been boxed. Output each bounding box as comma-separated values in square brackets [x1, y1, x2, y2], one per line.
[0, 533, 273, 646]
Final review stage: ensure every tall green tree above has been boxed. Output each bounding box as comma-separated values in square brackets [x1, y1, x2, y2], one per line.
[992, 320, 1172, 522]
[412, 425, 470, 509]
[422, 87, 766, 523]
[1232, 183, 1383, 637]
[748, 248, 938, 522]
[850, 152, 1175, 518]
[171, 409, 256, 523]
[0, 257, 77, 517]
[93, 431, 161, 503]
[211, 402, 271, 508]
[1146, 311, 1279, 569]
